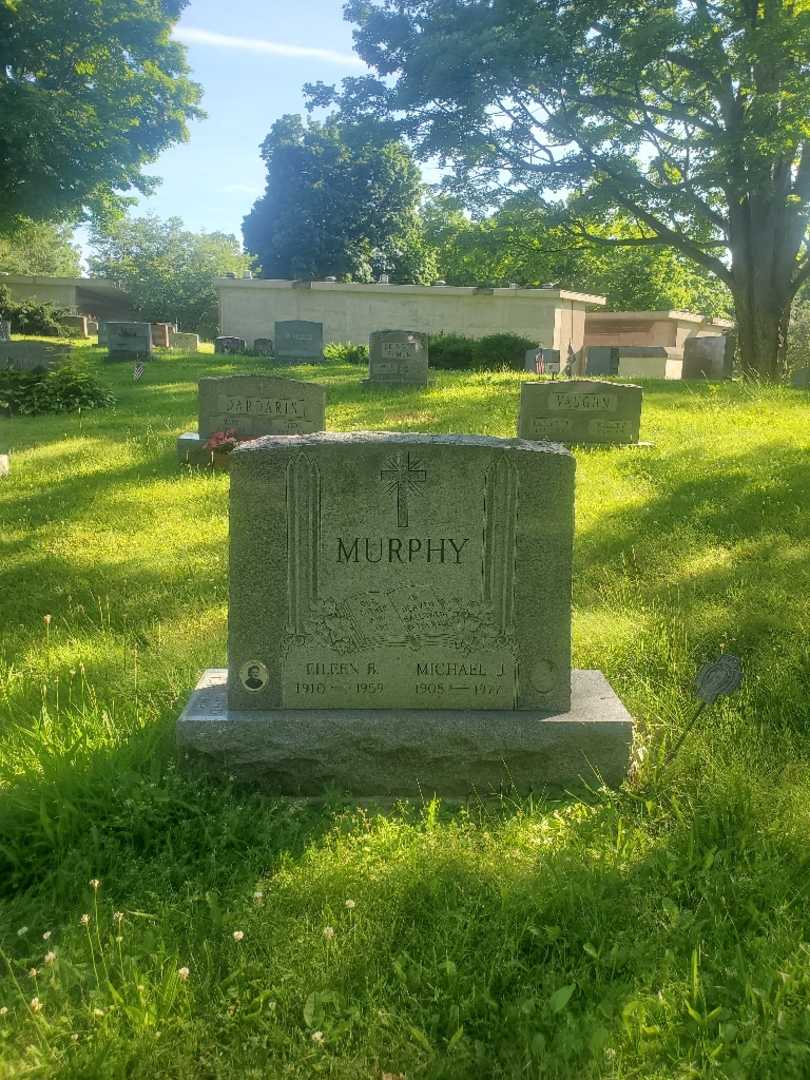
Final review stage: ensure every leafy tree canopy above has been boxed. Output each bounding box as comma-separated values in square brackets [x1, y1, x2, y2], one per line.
[89, 215, 253, 338]
[0, 0, 203, 231]
[243, 114, 436, 283]
[0, 219, 82, 276]
[312, 0, 810, 378]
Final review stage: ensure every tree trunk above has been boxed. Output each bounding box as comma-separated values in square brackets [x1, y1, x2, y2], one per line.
[731, 278, 791, 381]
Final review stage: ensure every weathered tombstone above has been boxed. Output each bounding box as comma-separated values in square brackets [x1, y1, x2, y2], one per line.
[170, 331, 200, 353]
[274, 320, 324, 361]
[682, 336, 732, 380]
[252, 337, 274, 356]
[215, 336, 247, 355]
[106, 322, 152, 362]
[0, 321, 11, 342]
[151, 322, 172, 349]
[59, 314, 89, 338]
[0, 341, 71, 372]
[177, 432, 633, 793]
[177, 374, 327, 467]
[86, 320, 99, 337]
[365, 330, 429, 386]
[586, 346, 619, 376]
[524, 348, 561, 373]
[98, 322, 109, 346]
[518, 378, 643, 445]
[791, 367, 810, 388]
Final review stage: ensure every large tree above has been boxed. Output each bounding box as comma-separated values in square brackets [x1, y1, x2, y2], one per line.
[0, 0, 202, 232]
[311, 0, 810, 379]
[0, 219, 81, 276]
[89, 215, 253, 338]
[243, 114, 434, 282]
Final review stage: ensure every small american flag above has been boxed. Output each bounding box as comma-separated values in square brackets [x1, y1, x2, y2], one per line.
[133, 359, 145, 381]
[534, 351, 545, 375]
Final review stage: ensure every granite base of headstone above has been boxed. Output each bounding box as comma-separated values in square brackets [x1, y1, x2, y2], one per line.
[519, 378, 644, 446]
[791, 367, 810, 388]
[177, 432, 634, 795]
[0, 321, 11, 342]
[177, 374, 327, 468]
[364, 330, 429, 386]
[170, 331, 200, 352]
[274, 320, 324, 362]
[252, 338, 274, 356]
[0, 341, 72, 372]
[215, 336, 247, 355]
[682, 336, 732, 380]
[106, 322, 153, 362]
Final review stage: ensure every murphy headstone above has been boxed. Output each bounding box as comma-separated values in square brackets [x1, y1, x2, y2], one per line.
[177, 374, 326, 466]
[519, 379, 643, 445]
[106, 322, 152, 362]
[177, 432, 633, 794]
[0, 341, 71, 372]
[366, 330, 429, 386]
[682, 336, 732, 380]
[274, 320, 324, 361]
[215, 336, 246, 355]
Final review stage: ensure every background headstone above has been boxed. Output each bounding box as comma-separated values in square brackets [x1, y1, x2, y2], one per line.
[0, 341, 72, 372]
[0, 321, 10, 342]
[177, 432, 633, 793]
[586, 346, 620, 376]
[86, 320, 99, 337]
[215, 336, 246, 355]
[682, 336, 732, 380]
[274, 320, 324, 360]
[252, 337, 274, 356]
[791, 367, 810, 388]
[98, 322, 109, 346]
[107, 322, 152, 362]
[59, 314, 88, 339]
[151, 322, 172, 349]
[524, 348, 561, 373]
[366, 330, 429, 385]
[170, 331, 200, 352]
[519, 378, 643, 445]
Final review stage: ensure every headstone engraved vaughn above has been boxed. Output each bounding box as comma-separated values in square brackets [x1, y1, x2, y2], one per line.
[176, 374, 326, 465]
[518, 379, 642, 445]
[274, 320, 324, 361]
[366, 330, 429, 385]
[106, 322, 152, 362]
[177, 432, 633, 794]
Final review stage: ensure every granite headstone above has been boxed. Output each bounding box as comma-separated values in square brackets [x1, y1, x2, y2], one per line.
[518, 378, 643, 445]
[586, 346, 620, 376]
[170, 331, 200, 352]
[215, 336, 247, 355]
[151, 322, 172, 349]
[106, 322, 152, 362]
[59, 314, 89, 338]
[791, 367, 810, 388]
[682, 336, 732, 380]
[176, 374, 326, 466]
[366, 330, 429, 386]
[524, 348, 561, 373]
[177, 431, 633, 793]
[274, 320, 324, 361]
[252, 338, 274, 356]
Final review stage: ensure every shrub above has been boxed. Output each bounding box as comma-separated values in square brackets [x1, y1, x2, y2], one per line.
[428, 332, 477, 370]
[0, 363, 115, 415]
[323, 341, 369, 364]
[475, 332, 537, 370]
[0, 284, 69, 337]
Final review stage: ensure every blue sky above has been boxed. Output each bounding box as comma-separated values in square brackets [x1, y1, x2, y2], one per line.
[134, 0, 369, 240]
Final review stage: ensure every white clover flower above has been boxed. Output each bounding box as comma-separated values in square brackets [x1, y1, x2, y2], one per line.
[42, 931, 52, 941]
[253, 891, 265, 905]
[89, 879, 101, 891]
[30, 997, 42, 1014]
[71, 1033, 79, 1042]
[232, 930, 244, 942]
[80, 914, 91, 926]
[0, 1006, 8, 1017]
[323, 926, 335, 941]
[93, 1008, 105, 1018]
[44, 952, 56, 965]
[178, 967, 190, 981]
[28, 968, 38, 979]
[113, 912, 124, 923]
[311, 1030, 324, 1044]
[344, 899, 356, 909]
[17, 927, 28, 937]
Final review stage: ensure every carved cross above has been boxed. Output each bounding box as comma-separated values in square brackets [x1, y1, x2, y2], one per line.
[380, 452, 427, 527]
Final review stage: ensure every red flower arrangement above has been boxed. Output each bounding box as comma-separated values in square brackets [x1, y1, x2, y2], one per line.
[204, 428, 241, 453]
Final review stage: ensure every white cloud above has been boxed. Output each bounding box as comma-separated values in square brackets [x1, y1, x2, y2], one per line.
[173, 27, 365, 67]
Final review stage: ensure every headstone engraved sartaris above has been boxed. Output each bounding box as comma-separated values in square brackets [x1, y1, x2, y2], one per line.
[177, 432, 633, 793]
[176, 374, 326, 465]
[518, 379, 642, 445]
[366, 330, 429, 385]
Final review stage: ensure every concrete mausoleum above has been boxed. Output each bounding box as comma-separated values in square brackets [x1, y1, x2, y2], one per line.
[0, 275, 135, 322]
[216, 279, 606, 355]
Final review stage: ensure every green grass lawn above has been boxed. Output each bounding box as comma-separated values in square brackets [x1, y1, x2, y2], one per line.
[0, 343, 808, 1079]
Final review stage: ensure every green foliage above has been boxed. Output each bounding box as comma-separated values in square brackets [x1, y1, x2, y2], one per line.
[0, 284, 68, 336]
[0, 362, 115, 416]
[0, 0, 203, 230]
[0, 218, 82, 276]
[429, 331, 536, 371]
[788, 298, 810, 372]
[322, 0, 810, 377]
[89, 216, 253, 339]
[323, 341, 369, 364]
[243, 115, 434, 283]
[0, 344, 809, 1076]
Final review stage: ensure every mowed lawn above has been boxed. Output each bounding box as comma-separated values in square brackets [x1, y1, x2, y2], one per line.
[0, 343, 808, 1079]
